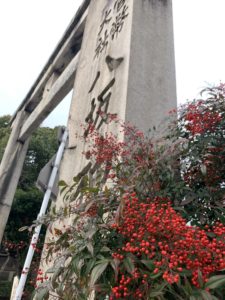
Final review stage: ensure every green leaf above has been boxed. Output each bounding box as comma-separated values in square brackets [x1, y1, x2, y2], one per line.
[85, 226, 97, 239]
[86, 258, 96, 274]
[148, 290, 164, 297]
[173, 206, 187, 213]
[123, 257, 135, 274]
[100, 246, 111, 252]
[73, 176, 80, 183]
[200, 164, 207, 175]
[51, 267, 63, 289]
[110, 258, 120, 280]
[46, 266, 57, 274]
[72, 257, 84, 274]
[104, 186, 111, 197]
[148, 281, 168, 297]
[204, 274, 225, 289]
[86, 242, 94, 256]
[150, 272, 163, 279]
[180, 276, 194, 295]
[215, 210, 225, 223]
[35, 287, 49, 300]
[90, 261, 109, 287]
[63, 206, 68, 216]
[18, 226, 28, 232]
[82, 187, 99, 194]
[198, 269, 204, 288]
[200, 290, 218, 300]
[141, 259, 155, 271]
[178, 269, 192, 276]
[58, 180, 68, 187]
[206, 232, 216, 238]
[210, 296, 219, 300]
[60, 186, 68, 196]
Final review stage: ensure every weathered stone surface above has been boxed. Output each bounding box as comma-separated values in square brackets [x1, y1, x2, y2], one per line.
[127, 0, 176, 132]
[57, 0, 176, 190]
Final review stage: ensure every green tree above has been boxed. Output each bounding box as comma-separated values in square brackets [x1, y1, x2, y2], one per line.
[0, 115, 58, 253]
[19, 126, 59, 189]
[0, 115, 11, 161]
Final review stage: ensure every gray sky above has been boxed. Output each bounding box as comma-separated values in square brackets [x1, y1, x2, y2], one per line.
[0, 0, 225, 127]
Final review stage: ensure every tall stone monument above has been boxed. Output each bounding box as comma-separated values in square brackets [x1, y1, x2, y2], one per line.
[58, 0, 176, 190]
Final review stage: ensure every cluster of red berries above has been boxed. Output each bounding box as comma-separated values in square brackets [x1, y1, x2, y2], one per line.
[185, 102, 222, 135]
[31, 242, 42, 253]
[85, 130, 124, 165]
[110, 272, 145, 299]
[110, 193, 225, 299]
[83, 203, 98, 217]
[27, 261, 45, 289]
[183, 144, 225, 188]
[35, 269, 48, 287]
[3, 240, 26, 251]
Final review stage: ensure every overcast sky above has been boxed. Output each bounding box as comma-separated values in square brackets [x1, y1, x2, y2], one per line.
[0, 0, 225, 127]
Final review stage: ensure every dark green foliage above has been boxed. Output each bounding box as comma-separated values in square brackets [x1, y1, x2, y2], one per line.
[168, 85, 225, 225]
[0, 281, 12, 299]
[19, 126, 58, 189]
[0, 115, 10, 162]
[0, 115, 58, 258]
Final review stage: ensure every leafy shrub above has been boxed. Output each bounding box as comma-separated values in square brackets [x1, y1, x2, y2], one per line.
[34, 84, 225, 299]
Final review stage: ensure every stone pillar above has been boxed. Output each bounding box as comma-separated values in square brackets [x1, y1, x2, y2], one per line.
[59, 0, 176, 186]
[127, 0, 176, 132]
